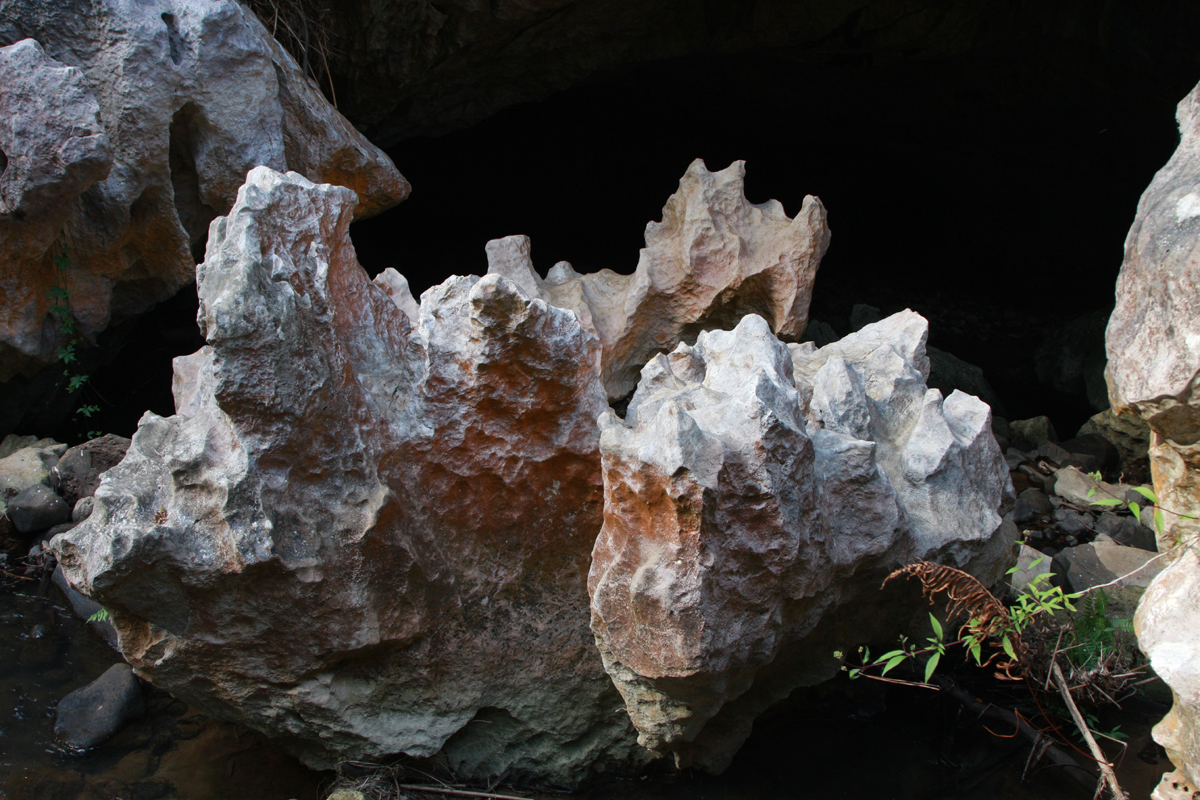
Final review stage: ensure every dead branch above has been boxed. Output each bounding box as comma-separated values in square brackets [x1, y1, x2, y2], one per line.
[931, 675, 1096, 792]
[397, 785, 532, 800]
[1050, 659, 1129, 800]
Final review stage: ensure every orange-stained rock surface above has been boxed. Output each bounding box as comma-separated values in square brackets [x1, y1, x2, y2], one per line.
[0, 0, 407, 387]
[590, 312, 1014, 770]
[1111, 79, 1200, 795]
[481, 159, 829, 400]
[53, 162, 1011, 783]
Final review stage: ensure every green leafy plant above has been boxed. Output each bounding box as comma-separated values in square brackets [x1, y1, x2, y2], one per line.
[46, 245, 104, 438]
[835, 481, 1200, 800]
[1084, 477, 1195, 538]
[86, 607, 110, 624]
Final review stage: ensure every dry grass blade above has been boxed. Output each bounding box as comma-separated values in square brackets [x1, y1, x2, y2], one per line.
[1051, 658, 1130, 800]
[238, 0, 339, 104]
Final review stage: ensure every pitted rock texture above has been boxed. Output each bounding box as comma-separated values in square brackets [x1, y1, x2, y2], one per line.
[589, 311, 1013, 770]
[54, 166, 641, 784]
[53, 165, 1008, 783]
[1114, 79, 1200, 791]
[0, 0, 407, 388]
[477, 159, 829, 400]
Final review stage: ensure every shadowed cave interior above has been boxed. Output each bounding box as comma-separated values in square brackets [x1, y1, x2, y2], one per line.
[66, 18, 1196, 454]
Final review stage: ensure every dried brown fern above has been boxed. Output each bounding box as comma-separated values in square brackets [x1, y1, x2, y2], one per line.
[884, 560, 1024, 676]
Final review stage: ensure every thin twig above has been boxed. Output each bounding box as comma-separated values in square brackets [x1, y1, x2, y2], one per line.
[397, 785, 531, 800]
[1050, 659, 1129, 800]
[1071, 544, 1177, 597]
[1, 569, 35, 581]
[932, 675, 1095, 790]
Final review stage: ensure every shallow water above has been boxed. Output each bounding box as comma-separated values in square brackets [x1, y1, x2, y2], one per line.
[0, 576, 326, 800]
[575, 680, 1172, 800]
[1, 575, 1174, 800]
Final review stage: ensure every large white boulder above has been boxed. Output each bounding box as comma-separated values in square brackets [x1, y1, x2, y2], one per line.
[589, 311, 1014, 770]
[1110, 79, 1200, 791]
[53, 163, 1010, 783]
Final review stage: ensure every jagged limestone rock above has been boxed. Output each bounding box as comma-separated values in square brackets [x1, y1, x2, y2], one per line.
[589, 311, 1014, 770]
[54, 166, 642, 784]
[1111, 79, 1200, 793]
[54, 164, 1010, 783]
[0, 0, 407, 390]
[479, 159, 829, 400]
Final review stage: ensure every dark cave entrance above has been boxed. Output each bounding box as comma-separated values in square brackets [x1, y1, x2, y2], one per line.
[67, 11, 1200, 444]
[348, 43, 1193, 438]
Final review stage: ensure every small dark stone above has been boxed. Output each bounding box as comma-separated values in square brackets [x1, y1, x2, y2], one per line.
[1058, 433, 1119, 472]
[46, 521, 77, 538]
[1037, 441, 1071, 466]
[1008, 497, 1035, 524]
[1052, 508, 1094, 536]
[72, 496, 94, 522]
[1095, 512, 1157, 552]
[51, 434, 131, 507]
[8, 484, 70, 533]
[1018, 487, 1053, 515]
[55, 663, 144, 750]
[1063, 452, 1102, 474]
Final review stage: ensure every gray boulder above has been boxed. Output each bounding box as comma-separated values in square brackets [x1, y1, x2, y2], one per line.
[8, 483, 69, 533]
[1053, 539, 1164, 595]
[591, 311, 1013, 769]
[0, 442, 64, 494]
[51, 435, 131, 507]
[1095, 512, 1157, 553]
[1077, 408, 1151, 467]
[1018, 487, 1053, 515]
[0, 434, 61, 459]
[1058, 433, 1119, 472]
[71, 496, 94, 523]
[1110, 78, 1200, 794]
[52, 166, 1011, 783]
[54, 663, 144, 750]
[0, 0, 408, 421]
[1052, 508, 1094, 537]
[1009, 416, 1059, 451]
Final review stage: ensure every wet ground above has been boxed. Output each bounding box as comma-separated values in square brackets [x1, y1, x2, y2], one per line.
[0, 576, 326, 800]
[1, 575, 1174, 800]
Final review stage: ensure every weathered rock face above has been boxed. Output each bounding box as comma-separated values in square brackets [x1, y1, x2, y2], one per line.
[53, 163, 1010, 783]
[323, 1, 1200, 146]
[0, 0, 408, 391]
[1114, 80, 1200, 792]
[54, 166, 640, 783]
[480, 159, 828, 400]
[590, 310, 1013, 770]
